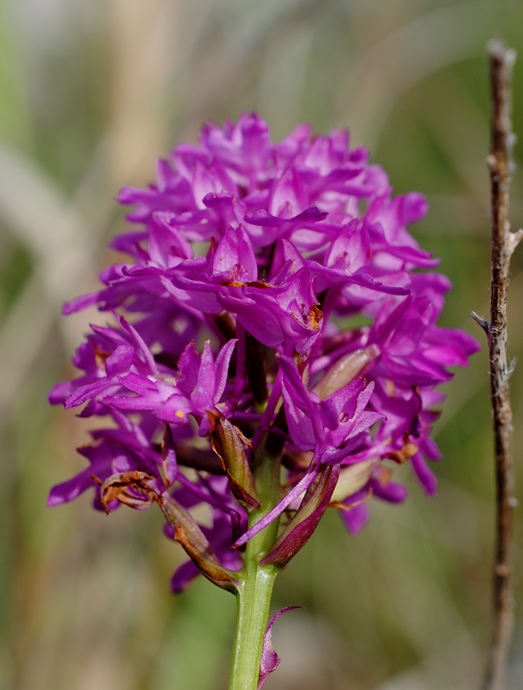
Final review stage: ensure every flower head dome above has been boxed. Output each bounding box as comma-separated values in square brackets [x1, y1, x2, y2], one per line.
[50, 113, 479, 590]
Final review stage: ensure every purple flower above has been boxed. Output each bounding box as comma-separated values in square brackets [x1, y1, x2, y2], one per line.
[50, 113, 479, 589]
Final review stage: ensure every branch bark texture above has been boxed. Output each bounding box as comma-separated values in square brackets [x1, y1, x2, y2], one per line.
[479, 39, 521, 690]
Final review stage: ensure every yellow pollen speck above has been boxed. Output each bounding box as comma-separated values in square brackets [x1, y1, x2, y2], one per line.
[385, 379, 395, 396]
[175, 410, 185, 418]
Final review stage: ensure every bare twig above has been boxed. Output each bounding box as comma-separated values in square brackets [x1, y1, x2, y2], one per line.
[477, 39, 521, 690]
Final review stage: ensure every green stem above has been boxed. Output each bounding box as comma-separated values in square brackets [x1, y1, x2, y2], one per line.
[228, 453, 281, 690]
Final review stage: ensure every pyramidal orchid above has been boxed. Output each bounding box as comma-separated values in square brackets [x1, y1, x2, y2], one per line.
[49, 113, 479, 688]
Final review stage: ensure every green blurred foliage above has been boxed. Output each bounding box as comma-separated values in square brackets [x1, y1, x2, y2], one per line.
[1, 1, 523, 688]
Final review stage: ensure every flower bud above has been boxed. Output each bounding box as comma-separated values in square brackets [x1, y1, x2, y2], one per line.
[313, 345, 379, 400]
[210, 413, 260, 510]
[330, 459, 377, 503]
[261, 464, 339, 567]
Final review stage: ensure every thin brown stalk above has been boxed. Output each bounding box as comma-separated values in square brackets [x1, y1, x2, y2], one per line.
[473, 39, 522, 690]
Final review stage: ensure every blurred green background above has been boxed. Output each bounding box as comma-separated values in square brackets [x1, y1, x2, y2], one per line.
[1, 1, 523, 688]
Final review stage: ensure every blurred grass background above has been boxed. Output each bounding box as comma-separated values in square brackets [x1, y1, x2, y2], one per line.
[1, 0, 523, 688]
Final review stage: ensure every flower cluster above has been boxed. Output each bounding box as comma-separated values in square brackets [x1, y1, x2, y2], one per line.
[50, 113, 478, 591]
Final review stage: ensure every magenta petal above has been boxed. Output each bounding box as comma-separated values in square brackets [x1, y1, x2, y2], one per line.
[411, 454, 437, 496]
[213, 339, 237, 402]
[191, 341, 216, 411]
[171, 559, 200, 593]
[64, 378, 114, 408]
[120, 317, 158, 374]
[234, 469, 319, 548]
[47, 470, 93, 506]
[372, 480, 408, 503]
[62, 292, 100, 314]
[269, 167, 308, 218]
[176, 341, 201, 393]
[213, 225, 258, 281]
[117, 372, 158, 395]
[341, 501, 369, 534]
[400, 191, 428, 224]
[48, 380, 73, 405]
[105, 345, 135, 376]
[218, 294, 284, 347]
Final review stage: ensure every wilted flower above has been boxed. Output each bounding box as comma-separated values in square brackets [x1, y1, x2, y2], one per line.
[50, 113, 479, 594]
